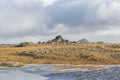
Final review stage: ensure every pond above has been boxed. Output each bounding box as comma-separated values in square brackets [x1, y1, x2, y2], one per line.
[0, 65, 120, 80]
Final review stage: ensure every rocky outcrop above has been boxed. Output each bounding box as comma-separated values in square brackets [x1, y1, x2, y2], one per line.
[17, 49, 54, 59]
[46, 35, 77, 44]
[53, 35, 64, 42]
[111, 53, 120, 59]
[47, 35, 65, 44]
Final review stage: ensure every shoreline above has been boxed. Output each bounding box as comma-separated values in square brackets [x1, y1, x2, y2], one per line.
[1, 64, 120, 71]
[0, 64, 120, 80]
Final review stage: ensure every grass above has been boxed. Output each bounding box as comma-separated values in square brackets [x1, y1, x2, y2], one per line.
[53, 65, 106, 70]
[0, 43, 120, 65]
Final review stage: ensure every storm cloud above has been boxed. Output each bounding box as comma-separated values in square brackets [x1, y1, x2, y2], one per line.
[0, 0, 120, 43]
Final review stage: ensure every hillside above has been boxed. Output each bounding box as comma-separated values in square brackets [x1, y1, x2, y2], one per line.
[0, 42, 120, 64]
[0, 35, 120, 65]
[78, 39, 89, 43]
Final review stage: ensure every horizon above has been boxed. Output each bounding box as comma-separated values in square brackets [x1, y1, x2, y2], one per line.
[0, 35, 120, 44]
[0, 0, 120, 43]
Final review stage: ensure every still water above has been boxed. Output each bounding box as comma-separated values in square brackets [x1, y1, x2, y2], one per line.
[0, 65, 75, 80]
[0, 65, 120, 80]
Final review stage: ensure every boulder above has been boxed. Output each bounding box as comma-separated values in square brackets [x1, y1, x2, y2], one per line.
[46, 35, 71, 44]
[15, 42, 33, 47]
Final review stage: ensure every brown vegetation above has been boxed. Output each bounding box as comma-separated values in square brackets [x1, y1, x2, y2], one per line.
[0, 43, 120, 64]
[53, 65, 106, 70]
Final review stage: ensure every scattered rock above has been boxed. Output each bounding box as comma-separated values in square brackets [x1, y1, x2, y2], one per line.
[107, 44, 120, 48]
[38, 41, 42, 44]
[77, 54, 99, 61]
[111, 53, 120, 59]
[18, 51, 41, 58]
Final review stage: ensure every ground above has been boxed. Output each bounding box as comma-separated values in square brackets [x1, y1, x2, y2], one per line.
[0, 43, 120, 65]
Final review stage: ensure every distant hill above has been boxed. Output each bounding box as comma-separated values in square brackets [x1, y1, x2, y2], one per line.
[78, 39, 89, 43]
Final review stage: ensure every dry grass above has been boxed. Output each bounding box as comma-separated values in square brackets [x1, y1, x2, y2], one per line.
[53, 65, 106, 70]
[0, 43, 120, 64]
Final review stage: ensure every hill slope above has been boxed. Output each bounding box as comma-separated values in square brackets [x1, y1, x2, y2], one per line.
[78, 39, 89, 43]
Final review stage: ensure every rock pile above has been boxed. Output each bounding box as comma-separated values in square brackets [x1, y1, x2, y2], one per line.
[46, 35, 77, 44]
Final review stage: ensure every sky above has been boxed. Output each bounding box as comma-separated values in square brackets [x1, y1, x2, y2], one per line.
[0, 0, 120, 43]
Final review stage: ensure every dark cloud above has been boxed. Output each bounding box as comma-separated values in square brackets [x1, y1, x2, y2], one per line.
[46, 1, 87, 27]
[46, 0, 120, 32]
[0, 0, 120, 43]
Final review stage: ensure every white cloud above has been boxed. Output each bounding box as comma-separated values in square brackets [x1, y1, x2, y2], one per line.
[0, 0, 120, 43]
[97, 0, 120, 24]
[1, 36, 42, 44]
[51, 24, 68, 35]
[33, 0, 58, 6]
[95, 26, 120, 36]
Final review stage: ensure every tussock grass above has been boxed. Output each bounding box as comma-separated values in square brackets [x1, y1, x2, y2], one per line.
[53, 65, 106, 70]
[0, 43, 120, 64]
